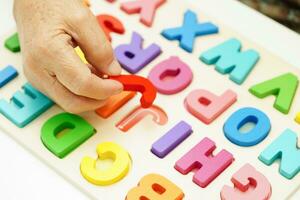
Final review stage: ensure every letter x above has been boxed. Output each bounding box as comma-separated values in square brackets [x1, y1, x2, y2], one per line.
[162, 10, 219, 53]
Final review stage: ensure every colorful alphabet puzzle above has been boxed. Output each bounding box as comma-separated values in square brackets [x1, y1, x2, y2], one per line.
[1, 0, 300, 199]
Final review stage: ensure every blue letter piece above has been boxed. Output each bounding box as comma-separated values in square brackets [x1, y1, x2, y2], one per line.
[200, 38, 259, 84]
[162, 10, 218, 53]
[0, 65, 18, 88]
[224, 107, 271, 147]
[259, 129, 300, 179]
[0, 83, 54, 127]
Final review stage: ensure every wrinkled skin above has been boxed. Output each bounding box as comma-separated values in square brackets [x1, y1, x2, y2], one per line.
[14, 0, 123, 113]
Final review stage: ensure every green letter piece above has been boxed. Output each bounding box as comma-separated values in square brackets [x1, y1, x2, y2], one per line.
[41, 113, 95, 158]
[5, 33, 20, 53]
[249, 73, 298, 114]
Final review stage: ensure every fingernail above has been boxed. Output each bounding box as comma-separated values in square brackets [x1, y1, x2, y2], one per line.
[108, 59, 122, 75]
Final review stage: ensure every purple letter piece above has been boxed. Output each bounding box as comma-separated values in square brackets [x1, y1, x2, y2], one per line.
[114, 32, 162, 74]
[151, 121, 193, 158]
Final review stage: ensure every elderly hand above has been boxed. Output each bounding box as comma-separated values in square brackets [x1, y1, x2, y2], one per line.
[14, 0, 123, 113]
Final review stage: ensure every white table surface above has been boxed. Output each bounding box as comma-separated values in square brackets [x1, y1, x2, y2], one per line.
[0, 0, 300, 199]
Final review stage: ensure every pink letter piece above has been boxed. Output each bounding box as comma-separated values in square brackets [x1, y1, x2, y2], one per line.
[185, 89, 237, 124]
[175, 137, 234, 188]
[121, 0, 166, 27]
[148, 56, 193, 95]
[221, 164, 272, 200]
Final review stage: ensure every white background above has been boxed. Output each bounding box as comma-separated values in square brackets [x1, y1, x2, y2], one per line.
[0, 0, 300, 199]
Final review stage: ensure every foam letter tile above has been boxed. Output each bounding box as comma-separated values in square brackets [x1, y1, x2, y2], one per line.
[151, 121, 193, 158]
[114, 32, 162, 74]
[175, 137, 234, 188]
[249, 73, 298, 114]
[221, 164, 272, 200]
[162, 10, 218, 53]
[126, 173, 184, 200]
[121, 0, 166, 27]
[80, 142, 131, 185]
[0, 65, 18, 88]
[224, 107, 271, 147]
[200, 38, 259, 84]
[4, 33, 20, 53]
[259, 129, 300, 179]
[97, 14, 125, 42]
[185, 89, 237, 124]
[41, 113, 95, 158]
[75, 47, 88, 64]
[0, 83, 54, 128]
[110, 75, 156, 108]
[96, 91, 136, 118]
[296, 112, 300, 124]
[148, 56, 193, 94]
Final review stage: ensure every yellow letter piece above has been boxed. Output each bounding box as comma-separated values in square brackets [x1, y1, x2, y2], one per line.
[126, 174, 184, 200]
[80, 142, 131, 186]
[295, 112, 300, 124]
[75, 47, 88, 64]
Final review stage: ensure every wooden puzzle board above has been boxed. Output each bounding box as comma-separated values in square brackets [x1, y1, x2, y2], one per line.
[1, 0, 300, 199]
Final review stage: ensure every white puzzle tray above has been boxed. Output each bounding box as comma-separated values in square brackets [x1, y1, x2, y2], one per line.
[1, 0, 300, 199]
